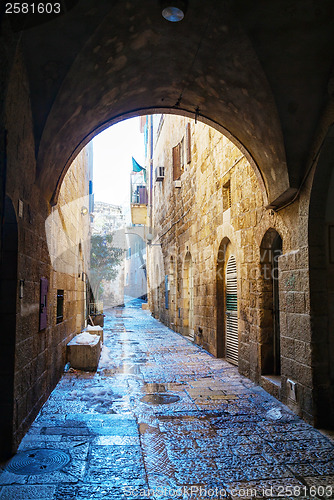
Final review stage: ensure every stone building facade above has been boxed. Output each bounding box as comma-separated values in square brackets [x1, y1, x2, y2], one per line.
[124, 229, 147, 302]
[91, 201, 126, 308]
[147, 114, 332, 426]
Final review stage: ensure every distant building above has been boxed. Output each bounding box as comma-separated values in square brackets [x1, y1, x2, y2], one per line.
[126, 126, 149, 302]
[91, 201, 126, 308]
[92, 201, 125, 235]
[124, 228, 147, 301]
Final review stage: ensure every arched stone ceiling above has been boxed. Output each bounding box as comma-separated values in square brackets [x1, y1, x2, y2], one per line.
[6, 0, 334, 205]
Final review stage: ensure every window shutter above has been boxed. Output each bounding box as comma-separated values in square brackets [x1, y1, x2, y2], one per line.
[225, 255, 238, 365]
[186, 122, 191, 164]
[138, 186, 148, 204]
[173, 143, 181, 180]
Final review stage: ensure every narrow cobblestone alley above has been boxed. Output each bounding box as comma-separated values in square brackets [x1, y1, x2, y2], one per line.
[1, 300, 334, 500]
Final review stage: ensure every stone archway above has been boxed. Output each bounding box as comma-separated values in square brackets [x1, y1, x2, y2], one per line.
[2, 0, 334, 449]
[4, 0, 323, 208]
[309, 124, 334, 428]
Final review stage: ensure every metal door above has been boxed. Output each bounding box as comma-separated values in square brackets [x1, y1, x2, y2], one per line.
[225, 255, 238, 364]
[272, 237, 282, 374]
[39, 277, 48, 330]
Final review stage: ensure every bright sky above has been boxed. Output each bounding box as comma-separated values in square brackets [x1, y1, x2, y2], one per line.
[92, 117, 145, 216]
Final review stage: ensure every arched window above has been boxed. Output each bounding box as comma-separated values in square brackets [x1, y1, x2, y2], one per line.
[168, 256, 177, 326]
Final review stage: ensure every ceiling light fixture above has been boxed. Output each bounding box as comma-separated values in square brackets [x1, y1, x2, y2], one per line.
[161, 1, 187, 22]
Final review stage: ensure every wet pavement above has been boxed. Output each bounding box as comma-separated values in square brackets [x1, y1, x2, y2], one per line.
[1, 299, 334, 500]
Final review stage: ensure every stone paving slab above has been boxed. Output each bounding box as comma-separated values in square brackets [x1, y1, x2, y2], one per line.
[1, 300, 334, 499]
[0, 485, 56, 499]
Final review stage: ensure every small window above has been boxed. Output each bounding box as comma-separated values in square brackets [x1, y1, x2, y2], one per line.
[56, 289, 64, 324]
[223, 180, 231, 210]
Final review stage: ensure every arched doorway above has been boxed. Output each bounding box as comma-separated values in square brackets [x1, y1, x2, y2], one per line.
[217, 239, 239, 363]
[0, 196, 18, 458]
[259, 229, 283, 378]
[217, 238, 228, 357]
[309, 125, 334, 428]
[169, 256, 177, 329]
[155, 264, 160, 319]
[183, 252, 194, 340]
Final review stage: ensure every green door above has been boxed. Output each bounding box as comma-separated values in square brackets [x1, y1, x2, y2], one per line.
[225, 255, 238, 365]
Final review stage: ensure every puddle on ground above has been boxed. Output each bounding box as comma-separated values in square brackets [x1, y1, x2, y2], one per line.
[141, 393, 181, 405]
[121, 357, 148, 364]
[117, 341, 140, 345]
[120, 363, 141, 375]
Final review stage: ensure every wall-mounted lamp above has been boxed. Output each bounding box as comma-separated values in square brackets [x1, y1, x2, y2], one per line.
[19, 279, 25, 299]
[146, 233, 160, 246]
[161, 0, 187, 22]
[146, 235, 161, 247]
[81, 206, 88, 216]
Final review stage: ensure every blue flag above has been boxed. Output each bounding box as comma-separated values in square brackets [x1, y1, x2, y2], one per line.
[132, 157, 146, 182]
[132, 157, 144, 172]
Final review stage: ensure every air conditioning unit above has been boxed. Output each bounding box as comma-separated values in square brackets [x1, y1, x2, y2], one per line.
[174, 180, 182, 188]
[155, 166, 165, 181]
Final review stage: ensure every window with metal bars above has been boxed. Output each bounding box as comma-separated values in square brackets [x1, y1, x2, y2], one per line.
[56, 289, 64, 324]
[223, 179, 231, 210]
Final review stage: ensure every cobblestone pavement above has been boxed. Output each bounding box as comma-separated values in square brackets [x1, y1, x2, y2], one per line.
[1, 300, 334, 500]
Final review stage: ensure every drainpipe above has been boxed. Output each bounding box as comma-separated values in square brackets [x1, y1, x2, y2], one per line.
[149, 115, 153, 234]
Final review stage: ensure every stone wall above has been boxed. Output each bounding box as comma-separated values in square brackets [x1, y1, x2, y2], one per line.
[147, 114, 314, 423]
[1, 47, 91, 456]
[48, 144, 92, 371]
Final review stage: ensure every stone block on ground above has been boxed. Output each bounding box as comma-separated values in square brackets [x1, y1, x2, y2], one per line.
[92, 314, 104, 327]
[85, 325, 104, 342]
[67, 332, 101, 371]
